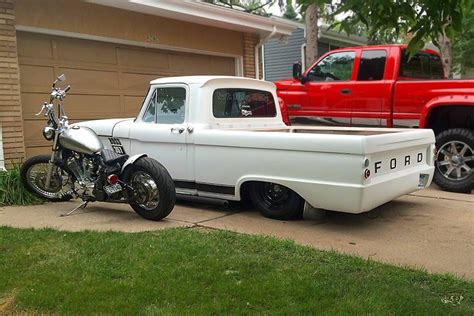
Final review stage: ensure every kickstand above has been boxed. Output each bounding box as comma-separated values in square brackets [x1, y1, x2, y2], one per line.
[60, 200, 88, 217]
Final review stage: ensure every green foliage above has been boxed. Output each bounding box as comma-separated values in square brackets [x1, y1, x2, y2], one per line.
[283, 2, 299, 20]
[204, 0, 276, 16]
[453, 1, 474, 73]
[0, 165, 44, 206]
[298, 0, 468, 56]
[1, 227, 473, 314]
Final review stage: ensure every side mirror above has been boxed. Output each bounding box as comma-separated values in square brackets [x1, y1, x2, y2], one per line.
[292, 62, 302, 80]
[58, 74, 66, 82]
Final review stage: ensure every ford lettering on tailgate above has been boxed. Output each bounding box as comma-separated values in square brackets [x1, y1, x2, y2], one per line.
[371, 148, 426, 176]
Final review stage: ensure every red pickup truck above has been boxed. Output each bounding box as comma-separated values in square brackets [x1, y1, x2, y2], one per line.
[275, 44, 473, 193]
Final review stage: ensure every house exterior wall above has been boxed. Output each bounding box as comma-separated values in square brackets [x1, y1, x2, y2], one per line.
[0, 0, 262, 166]
[0, 0, 24, 167]
[264, 27, 367, 82]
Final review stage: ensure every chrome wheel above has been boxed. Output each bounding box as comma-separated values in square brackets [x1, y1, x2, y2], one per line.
[26, 162, 71, 199]
[436, 141, 473, 181]
[130, 171, 160, 211]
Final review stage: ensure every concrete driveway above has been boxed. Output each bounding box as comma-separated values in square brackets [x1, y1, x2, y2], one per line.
[1, 187, 473, 280]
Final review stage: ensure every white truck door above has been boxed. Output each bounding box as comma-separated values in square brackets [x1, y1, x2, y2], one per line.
[129, 85, 190, 182]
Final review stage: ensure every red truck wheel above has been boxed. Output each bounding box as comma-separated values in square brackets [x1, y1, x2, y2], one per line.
[434, 128, 474, 193]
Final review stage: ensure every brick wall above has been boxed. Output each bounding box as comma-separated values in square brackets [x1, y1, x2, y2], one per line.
[242, 32, 259, 79]
[0, 0, 24, 167]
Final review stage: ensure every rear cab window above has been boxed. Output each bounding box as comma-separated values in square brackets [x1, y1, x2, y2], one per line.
[213, 89, 276, 118]
[357, 50, 387, 81]
[398, 50, 444, 80]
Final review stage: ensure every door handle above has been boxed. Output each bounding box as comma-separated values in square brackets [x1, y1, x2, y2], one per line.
[340, 88, 352, 95]
[170, 127, 185, 134]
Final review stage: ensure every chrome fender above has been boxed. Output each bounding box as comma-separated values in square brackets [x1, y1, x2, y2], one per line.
[121, 154, 147, 173]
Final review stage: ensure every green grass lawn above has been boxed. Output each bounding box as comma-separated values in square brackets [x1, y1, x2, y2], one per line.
[0, 226, 472, 315]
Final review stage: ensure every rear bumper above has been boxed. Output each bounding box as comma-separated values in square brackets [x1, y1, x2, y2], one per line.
[292, 165, 435, 214]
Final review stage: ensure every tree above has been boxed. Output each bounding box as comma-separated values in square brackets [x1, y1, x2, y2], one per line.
[298, 0, 470, 78]
[453, 1, 474, 76]
[203, 0, 276, 16]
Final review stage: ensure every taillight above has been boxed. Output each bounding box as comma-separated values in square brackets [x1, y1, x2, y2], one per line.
[107, 174, 119, 184]
[278, 96, 290, 126]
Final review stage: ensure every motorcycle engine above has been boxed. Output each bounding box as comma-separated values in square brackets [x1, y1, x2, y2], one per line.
[66, 155, 98, 197]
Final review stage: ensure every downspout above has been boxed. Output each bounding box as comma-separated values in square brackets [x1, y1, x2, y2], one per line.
[255, 25, 277, 80]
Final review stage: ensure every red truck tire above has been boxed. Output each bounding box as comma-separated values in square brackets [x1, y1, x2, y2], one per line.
[433, 128, 474, 193]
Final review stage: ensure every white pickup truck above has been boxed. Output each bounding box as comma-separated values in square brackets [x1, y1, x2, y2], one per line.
[79, 76, 435, 220]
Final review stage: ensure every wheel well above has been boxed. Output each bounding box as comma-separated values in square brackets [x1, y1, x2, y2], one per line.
[426, 106, 474, 134]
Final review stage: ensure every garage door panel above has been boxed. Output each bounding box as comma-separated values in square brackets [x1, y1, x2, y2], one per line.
[169, 53, 212, 74]
[19, 32, 237, 157]
[118, 48, 169, 71]
[120, 73, 158, 95]
[17, 32, 53, 60]
[26, 146, 52, 159]
[24, 119, 50, 148]
[124, 96, 145, 117]
[211, 57, 235, 75]
[20, 93, 50, 118]
[59, 95, 122, 118]
[19, 65, 55, 92]
[55, 37, 118, 65]
[58, 67, 119, 93]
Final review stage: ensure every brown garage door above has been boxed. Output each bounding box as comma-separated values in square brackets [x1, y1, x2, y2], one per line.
[17, 32, 236, 157]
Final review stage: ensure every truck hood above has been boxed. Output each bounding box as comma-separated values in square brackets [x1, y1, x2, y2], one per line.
[75, 118, 133, 137]
[274, 78, 299, 91]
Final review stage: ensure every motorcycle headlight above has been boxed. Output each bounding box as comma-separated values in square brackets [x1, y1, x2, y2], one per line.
[42, 126, 55, 140]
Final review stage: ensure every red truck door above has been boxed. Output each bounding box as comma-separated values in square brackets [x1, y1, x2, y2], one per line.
[294, 50, 356, 125]
[350, 48, 393, 127]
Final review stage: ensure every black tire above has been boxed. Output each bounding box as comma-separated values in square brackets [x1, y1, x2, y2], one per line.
[123, 157, 176, 221]
[248, 182, 303, 220]
[433, 128, 474, 193]
[20, 155, 72, 202]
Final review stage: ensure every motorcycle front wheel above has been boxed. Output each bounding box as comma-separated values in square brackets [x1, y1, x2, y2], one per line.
[20, 155, 73, 202]
[123, 157, 176, 221]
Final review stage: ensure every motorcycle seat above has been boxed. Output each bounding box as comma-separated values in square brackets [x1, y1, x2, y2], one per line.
[101, 149, 129, 165]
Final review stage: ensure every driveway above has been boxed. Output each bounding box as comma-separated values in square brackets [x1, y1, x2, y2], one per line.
[1, 187, 473, 280]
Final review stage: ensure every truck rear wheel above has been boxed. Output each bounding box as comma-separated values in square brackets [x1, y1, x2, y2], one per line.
[249, 182, 303, 220]
[434, 128, 473, 193]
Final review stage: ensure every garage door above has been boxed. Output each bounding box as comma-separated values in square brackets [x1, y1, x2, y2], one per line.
[17, 32, 236, 157]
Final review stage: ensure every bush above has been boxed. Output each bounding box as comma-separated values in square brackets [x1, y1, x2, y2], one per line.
[0, 165, 44, 206]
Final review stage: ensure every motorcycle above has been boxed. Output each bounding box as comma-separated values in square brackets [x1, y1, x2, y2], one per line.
[20, 74, 176, 221]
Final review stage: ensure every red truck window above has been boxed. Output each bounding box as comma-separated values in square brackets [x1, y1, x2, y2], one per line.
[399, 50, 444, 79]
[357, 50, 387, 81]
[306, 51, 355, 82]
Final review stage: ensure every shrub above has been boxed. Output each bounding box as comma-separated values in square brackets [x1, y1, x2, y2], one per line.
[0, 165, 44, 206]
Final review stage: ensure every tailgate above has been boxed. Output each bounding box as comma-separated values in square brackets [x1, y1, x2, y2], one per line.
[362, 129, 435, 185]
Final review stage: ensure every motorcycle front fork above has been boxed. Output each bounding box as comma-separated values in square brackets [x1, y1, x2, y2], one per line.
[45, 133, 60, 190]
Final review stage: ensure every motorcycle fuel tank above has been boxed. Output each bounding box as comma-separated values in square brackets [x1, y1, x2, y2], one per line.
[59, 125, 102, 155]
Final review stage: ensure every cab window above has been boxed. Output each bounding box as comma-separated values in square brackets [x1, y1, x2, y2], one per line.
[142, 87, 186, 124]
[213, 89, 276, 118]
[306, 51, 356, 82]
[357, 50, 387, 81]
[399, 50, 444, 79]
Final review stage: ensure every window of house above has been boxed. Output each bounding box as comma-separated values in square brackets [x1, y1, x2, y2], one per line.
[306, 51, 356, 82]
[357, 50, 387, 81]
[142, 87, 186, 124]
[213, 89, 277, 118]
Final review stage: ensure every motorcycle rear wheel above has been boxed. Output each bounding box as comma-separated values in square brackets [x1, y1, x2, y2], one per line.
[123, 157, 176, 221]
[20, 155, 73, 202]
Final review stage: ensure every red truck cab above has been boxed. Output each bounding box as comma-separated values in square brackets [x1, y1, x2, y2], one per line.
[276, 44, 474, 193]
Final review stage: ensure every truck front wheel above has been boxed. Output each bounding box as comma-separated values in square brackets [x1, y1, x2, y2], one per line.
[434, 128, 474, 193]
[249, 182, 303, 220]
